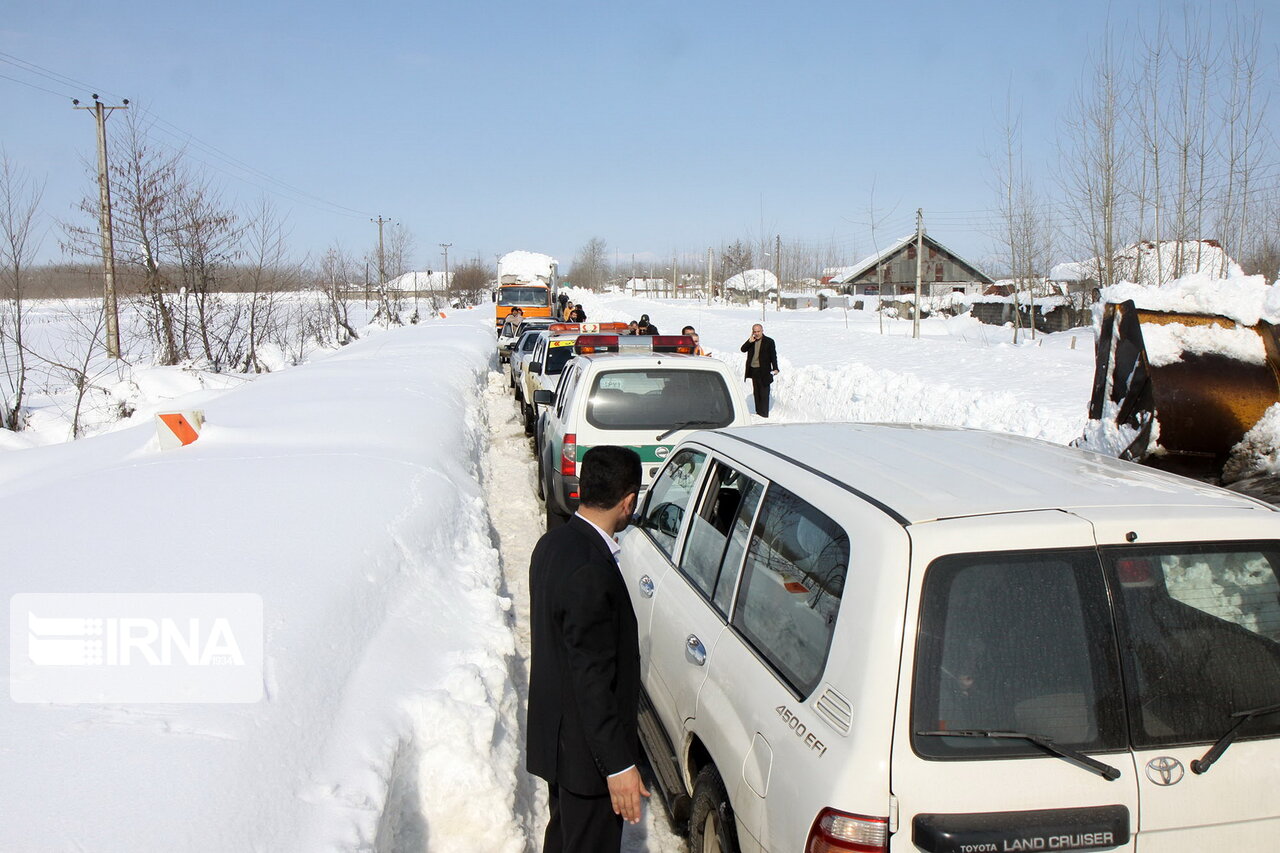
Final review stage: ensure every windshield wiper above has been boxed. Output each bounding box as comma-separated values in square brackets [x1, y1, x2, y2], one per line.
[657, 421, 721, 441]
[917, 729, 1122, 781]
[1190, 702, 1280, 775]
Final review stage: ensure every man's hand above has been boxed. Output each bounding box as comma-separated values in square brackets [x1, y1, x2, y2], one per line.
[607, 766, 651, 824]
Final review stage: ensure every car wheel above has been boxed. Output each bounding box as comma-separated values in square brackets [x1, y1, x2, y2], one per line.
[535, 454, 545, 500]
[688, 766, 738, 853]
[523, 403, 535, 436]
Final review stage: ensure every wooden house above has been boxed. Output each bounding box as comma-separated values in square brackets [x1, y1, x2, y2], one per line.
[829, 234, 993, 296]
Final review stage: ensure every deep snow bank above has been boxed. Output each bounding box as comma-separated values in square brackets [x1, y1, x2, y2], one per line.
[0, 315, 523, 852]
[558, 289, 1094, 445]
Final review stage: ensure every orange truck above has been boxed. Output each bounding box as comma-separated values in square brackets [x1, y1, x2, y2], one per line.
[495, 250, 558, 329]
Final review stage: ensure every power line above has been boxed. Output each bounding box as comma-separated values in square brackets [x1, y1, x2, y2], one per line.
[0, 51, 377, 221]
[0, 70, 76, 100]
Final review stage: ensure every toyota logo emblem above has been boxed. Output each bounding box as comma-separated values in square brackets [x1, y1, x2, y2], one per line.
[1146, 756, 1185, 786]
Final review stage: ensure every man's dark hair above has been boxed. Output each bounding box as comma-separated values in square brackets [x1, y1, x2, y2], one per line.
[681, 325, 695, 335]
[579, 445, 642, 509]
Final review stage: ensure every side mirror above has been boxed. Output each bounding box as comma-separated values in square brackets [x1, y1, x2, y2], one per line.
[529, 361, 542, 374]
[533, 389, 554, 405]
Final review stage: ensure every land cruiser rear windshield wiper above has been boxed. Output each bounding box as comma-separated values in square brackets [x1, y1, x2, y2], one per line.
[916, 729, 1121, 781]
[657, 421, 721, 441]
[1189, 702, 1280, 775]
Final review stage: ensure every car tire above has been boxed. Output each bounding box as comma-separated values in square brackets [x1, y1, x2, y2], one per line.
[523, 403, 535, 436]
[688, 765, 738, 853]
[535, 454, 545, 500]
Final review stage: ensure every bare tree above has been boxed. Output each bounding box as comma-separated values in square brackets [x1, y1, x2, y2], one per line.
[1215, 10, 1268, 277]
[1059, 30, 1130, 288]
[450, 259, 492, 307]
[319, 245, 360, 343]
[63, 113, 185, 364]
[171, 176, 241, 367]
[0, 154, 43, 431]
[570, 237, 610, 291]
[719, 240, 754, 300]
[240, 198, 293, 372]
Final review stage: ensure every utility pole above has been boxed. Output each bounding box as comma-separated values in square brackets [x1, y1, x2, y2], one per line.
[73, 95, 128, 359]
[371, 216, 391, 285]
[706, 247, 713, 304]
[774, 234, 782, 312]
[913, 208, 924, 340]
[439, 243, 452, 297]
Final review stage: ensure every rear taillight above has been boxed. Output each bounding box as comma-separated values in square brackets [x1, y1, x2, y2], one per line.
[560, 434, 576, 476]
[806, 809, 888, 853]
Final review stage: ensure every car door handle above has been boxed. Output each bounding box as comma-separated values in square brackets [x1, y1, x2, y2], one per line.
[638, 575, 655, 598]
[685, 634, 707, 666]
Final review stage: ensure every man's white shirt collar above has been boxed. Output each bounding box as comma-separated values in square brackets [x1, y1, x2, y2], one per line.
[575, 512, 621, 561]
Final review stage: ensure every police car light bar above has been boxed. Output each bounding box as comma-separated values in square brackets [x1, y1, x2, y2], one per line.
[650, 335, 696, 354]
[548, 322, 629, 334]
[574, 334, 696, 355]
[574, 335, 620, 354]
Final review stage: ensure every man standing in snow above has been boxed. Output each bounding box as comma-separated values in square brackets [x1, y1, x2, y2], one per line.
[741, 323, 779, 416]
[527, 446, 648, 852]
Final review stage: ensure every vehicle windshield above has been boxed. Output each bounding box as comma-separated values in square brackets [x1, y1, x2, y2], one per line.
[497, 287, 548, 307]
[544, 342, 577, 375]
[1103, 542, 1280, 748]
[585, 368, 734, 431]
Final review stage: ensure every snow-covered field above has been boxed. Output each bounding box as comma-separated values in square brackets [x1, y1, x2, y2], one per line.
[1, 293, 1101, 851]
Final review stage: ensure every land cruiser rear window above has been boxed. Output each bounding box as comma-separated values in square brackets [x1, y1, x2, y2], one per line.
[585, 369, 734, 431]
[1103, 542, 1280, 747]
[913, 550, 1127, 760]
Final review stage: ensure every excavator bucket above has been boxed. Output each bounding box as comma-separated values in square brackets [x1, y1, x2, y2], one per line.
[1083, 300, 1280, 477]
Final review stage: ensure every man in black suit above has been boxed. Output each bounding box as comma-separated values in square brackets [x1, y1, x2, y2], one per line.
[740, 322, 780, 417]
[527, 445, 648, 852]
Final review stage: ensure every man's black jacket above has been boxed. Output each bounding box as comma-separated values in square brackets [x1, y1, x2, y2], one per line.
[740, 334, 779, 380]
[526, 516, 640, 795]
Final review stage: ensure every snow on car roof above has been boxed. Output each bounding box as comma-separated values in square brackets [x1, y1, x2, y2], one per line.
[700, 422, 1270, 524]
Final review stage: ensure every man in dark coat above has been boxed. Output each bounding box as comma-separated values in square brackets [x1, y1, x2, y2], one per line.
[635, 314, 658, 335]
[527, 445, 648, 852]
[740, 322, 780, 417]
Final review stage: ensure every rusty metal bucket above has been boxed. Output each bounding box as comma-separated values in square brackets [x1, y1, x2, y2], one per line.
[1085, 300, 1280, 477]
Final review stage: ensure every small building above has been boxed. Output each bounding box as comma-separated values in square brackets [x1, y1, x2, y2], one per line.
[829, 234, 993, 297]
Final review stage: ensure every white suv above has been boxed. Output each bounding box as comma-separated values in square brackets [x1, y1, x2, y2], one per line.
[619, 422, 1280, 853]
[535, 335, 749, 529]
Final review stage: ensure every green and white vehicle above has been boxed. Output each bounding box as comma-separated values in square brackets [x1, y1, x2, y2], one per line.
[534, 334, 749, 529]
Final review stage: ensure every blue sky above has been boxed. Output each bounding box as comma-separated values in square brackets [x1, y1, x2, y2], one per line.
[2, 0, 1274, 272]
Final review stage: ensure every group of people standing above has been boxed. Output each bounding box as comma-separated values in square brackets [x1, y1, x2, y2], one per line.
[557, 292, 587, 323]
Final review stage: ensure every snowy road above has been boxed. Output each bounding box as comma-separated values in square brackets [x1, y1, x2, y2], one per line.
[482, 369, 687, 853]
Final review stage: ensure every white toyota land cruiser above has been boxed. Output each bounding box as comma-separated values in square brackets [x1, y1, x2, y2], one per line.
[619, 422, 1280, 853]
